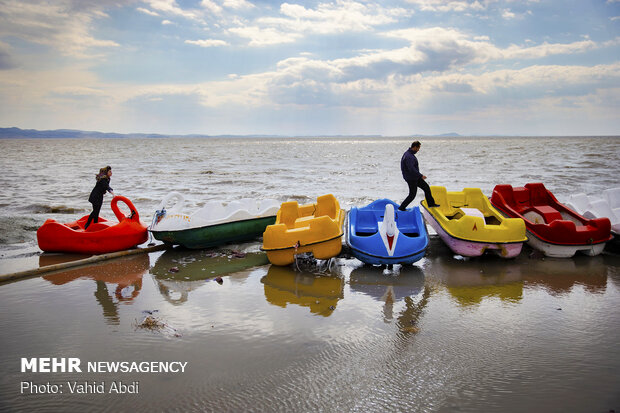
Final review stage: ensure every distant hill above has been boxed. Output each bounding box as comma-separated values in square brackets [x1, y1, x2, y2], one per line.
[0, 126, 464, 139]
[0, 127, 300, 139]
[0, 127, 173, 139]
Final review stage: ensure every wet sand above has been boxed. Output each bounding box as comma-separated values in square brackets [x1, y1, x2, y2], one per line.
[1, 238, 619, 412]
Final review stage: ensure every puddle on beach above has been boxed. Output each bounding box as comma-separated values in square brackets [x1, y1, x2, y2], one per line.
[1, 239, 619, 412]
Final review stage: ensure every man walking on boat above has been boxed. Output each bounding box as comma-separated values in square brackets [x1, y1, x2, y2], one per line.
[398, 141, 440, 211]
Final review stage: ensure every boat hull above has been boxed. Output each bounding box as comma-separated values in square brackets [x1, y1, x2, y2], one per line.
[346, 199, 428, 265]
[349, 247, 426, 266]
[491, 183, 612, 257]
[262, 194, 345, 266]
[265, 236, 343, 266]
[525, 230, 607, 258]
[422, 207, 523, 258]
[151, 216, 276, 249]
[36, 196, 148, 255]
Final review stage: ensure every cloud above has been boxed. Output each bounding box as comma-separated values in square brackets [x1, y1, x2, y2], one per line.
[1, 0, 618, 135]
[0, 41, 16, 70]
[48, 86, 109, 102]
[223, 0, 256, 10]
[222, 1, 412, 47]
[144, 0, 203, 20]
[228, 26, 302, 46]
[430, 63, 620, 97]
[0, 0, 120, 58]
[256, 1, 410, 35]
[213, 21, 617, 112]
[503, 39, 597, 59]
[384, 63, 620, 120]
[185, 39, 229, 47]
[137, 7, 159, 16]
[3, 57, 618, 135]
[602, 37, 620, 47]
[200, 0, 223, 14]
[113, 71, 273, 112]
[159, 1, 411, 48]
[384, 27, 601, 67]
[403, 0, 485, 12]
[502, 9, 516, 19]
[218, 26, 611, 109]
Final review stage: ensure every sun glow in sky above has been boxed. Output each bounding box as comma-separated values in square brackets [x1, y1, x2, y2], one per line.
[0, 0, 619, 136]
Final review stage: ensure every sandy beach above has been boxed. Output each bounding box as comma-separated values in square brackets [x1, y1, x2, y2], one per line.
[1, 235, 619, 412]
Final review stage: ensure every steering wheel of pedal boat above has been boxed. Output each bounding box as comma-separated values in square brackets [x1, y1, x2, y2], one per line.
[157, 192, 185, 212]
[111, 195, 140, 222]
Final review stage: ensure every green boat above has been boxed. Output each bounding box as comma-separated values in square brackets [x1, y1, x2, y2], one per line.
[149, 192, 280, 249]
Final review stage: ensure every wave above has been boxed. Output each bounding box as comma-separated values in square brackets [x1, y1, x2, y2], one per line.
[20, 204, 85, 214]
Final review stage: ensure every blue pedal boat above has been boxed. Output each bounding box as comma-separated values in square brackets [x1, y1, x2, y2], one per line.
[346, 199, 429, 265]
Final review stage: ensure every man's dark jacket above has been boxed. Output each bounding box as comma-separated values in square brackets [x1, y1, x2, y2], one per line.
[401, 149, 422, 182]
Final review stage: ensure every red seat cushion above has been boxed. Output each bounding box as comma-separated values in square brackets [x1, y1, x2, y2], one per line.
[532, 206, 562, 223]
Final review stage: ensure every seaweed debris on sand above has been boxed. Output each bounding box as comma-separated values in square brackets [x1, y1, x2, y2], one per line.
[134, 311, 182, 338]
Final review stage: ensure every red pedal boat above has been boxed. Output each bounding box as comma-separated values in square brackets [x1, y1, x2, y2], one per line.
[37, 196, 148, 254]
[490, 183, 611, 258]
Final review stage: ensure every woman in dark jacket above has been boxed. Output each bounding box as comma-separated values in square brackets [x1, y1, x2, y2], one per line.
[85, 166, 114, 229]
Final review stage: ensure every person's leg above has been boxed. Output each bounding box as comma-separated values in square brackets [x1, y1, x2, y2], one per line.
[418, 179, 438, 206]
[92, 201, 102, 223]
[85, 201, 102, 229]
[399, 180, 418, 210]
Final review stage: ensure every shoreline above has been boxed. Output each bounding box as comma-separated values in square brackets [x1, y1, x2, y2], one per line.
[0, 243, 166, 283]
[2, 235, 618, 285]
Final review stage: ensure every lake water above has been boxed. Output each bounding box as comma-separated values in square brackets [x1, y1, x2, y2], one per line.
[0, 136, 619, 412]
[1, 136, 619, 249]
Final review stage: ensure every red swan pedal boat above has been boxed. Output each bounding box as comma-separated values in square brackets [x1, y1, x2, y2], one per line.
[490, 183, 611, 258]
[37, 196, 148, 254]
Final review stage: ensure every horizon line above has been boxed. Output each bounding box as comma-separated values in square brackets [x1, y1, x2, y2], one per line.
[1, 126, 618, 139]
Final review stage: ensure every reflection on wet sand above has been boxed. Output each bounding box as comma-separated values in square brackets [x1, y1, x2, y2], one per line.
[42, 254, 150, 324]
[39, 253, 92, 267]
[261, 265, 344, 316]
[520, 255, 608, 295]
[426, 252, 523, 306]
[150, 248, 269, 305]
[349, 264, 430, 334]
[424, 237, 614, 306]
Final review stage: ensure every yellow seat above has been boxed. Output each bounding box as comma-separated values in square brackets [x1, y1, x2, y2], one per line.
[315, 194, 338, 219]
[262, 194, 345, 266]
[278, 201, 300, 229]
[422, 187, 527, 243]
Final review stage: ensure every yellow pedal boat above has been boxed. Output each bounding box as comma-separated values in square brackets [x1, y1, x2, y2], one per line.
[421, 187, 527, 258]
[262, 194, 345, 266]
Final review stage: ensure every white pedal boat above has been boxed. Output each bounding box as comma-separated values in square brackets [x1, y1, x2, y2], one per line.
[565, 187, 620, 251]
[149, 192, 280, 249]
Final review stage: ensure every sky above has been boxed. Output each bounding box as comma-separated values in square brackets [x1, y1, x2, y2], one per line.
[0, 0, 619, 136]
